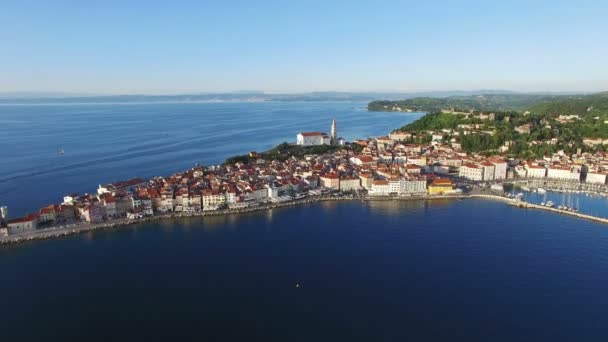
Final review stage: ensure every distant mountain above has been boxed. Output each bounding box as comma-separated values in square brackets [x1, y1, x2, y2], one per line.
[0, 91, 101, 99]
[0, 90, 596, 104]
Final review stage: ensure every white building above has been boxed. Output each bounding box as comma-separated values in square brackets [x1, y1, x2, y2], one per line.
[202, 190, 226, 210]
[547, 166, 579, 181]
[459, 163, 483, 181]
[389, 131, 412, 141]
[586, 172, 607, 184]
[525, 164, 547, 178]
[480, 161, 496, 181]
[488, 157, 508, 180]
[369, 180, 390, 196]
[296, 132, 330, 146]
[400, 178, 427, 195]
[339, 177, 361, 191]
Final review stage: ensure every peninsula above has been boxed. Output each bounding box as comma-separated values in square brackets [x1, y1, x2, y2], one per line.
[4, 92, 608, 244]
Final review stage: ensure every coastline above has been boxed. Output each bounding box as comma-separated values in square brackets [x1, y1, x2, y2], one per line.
[0, 194, 463, 246]
[3, 192, 607, 246]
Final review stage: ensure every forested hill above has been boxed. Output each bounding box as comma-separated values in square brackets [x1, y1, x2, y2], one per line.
[527, 92, 608, 117]
[367, 94, 570, 112]
[385, 91, 608, 158]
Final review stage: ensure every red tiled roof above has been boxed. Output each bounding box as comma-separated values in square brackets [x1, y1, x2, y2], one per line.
[299, 132, 326, 137]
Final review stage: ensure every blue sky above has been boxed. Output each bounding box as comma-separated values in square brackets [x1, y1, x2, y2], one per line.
[1, 0, 607, 94]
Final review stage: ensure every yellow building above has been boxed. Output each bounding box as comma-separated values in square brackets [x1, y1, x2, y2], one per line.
[428, 178, 454, 195]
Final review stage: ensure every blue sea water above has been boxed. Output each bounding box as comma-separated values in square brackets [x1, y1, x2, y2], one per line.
[0, 101, 422, 217]
[3, 102, 608, 341]
[1, 199, 608, 341]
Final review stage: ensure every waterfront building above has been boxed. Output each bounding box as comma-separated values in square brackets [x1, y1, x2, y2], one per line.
[320, 173, 340, 189]
[480, 161, 496, 181]
[547, 166, 580, 181]
[202, 190, 227, 210]
[296, 132, 330, 146]
[524, 164, 547, 178]
[359, 173, 374, 189]
[39, 205, 59, 223]
[81, 202, 107, 223]
[7, 214, 38, 234]
[488, 157, 508, 180]
[339, 177, 361, 192]
[388, 178, 401, 194]
[102, 194, 118, 217]
[459, 163, 483, 181]
[586, 171, 607, 184]
[400, 178, 427, 195]
[369, 179, 390, 196]
[428, 178, 454, 195]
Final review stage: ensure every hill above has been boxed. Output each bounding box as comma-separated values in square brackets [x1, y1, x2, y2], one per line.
[368, 94, 570, 112]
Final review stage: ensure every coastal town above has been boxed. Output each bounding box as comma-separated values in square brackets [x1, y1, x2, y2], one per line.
[3, 117, 608, 241]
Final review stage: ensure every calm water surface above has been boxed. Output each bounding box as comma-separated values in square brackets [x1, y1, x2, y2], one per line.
[1, 200, 608, 341]
[2, 102, 608, 341]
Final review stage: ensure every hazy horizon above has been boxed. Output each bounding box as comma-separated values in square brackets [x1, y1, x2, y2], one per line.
[1, 0, 607, 94]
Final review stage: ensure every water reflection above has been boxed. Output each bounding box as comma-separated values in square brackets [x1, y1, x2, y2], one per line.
[366, 199, 428, 215]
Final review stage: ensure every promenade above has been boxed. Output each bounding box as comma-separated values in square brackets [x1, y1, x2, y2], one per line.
[3, 191, 608, 246]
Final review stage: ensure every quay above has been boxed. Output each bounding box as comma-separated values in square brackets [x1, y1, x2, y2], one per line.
[3, 193, 608, 246]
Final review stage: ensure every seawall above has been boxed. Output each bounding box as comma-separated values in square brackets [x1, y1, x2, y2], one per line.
[2, 193, 607, 246]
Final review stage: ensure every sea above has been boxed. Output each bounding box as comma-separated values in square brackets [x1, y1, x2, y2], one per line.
[2, 102, 608, 341]
[0, 101, 422, 216]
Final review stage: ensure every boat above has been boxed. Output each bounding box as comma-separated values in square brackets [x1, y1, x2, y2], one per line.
[58, 149, 65, 155]
[537, 188, 546, 194]
[545, 201, 555, 208]
[521, 186, 531, 192]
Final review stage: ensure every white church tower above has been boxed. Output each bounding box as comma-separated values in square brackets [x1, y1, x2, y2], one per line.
[331, 119, 337, 145]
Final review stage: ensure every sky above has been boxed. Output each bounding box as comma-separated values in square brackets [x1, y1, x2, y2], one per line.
[1, 0, 607, 94]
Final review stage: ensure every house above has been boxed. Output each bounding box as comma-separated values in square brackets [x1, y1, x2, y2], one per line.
[349, 155, 376, 167]
[296, 132, 330, 146]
